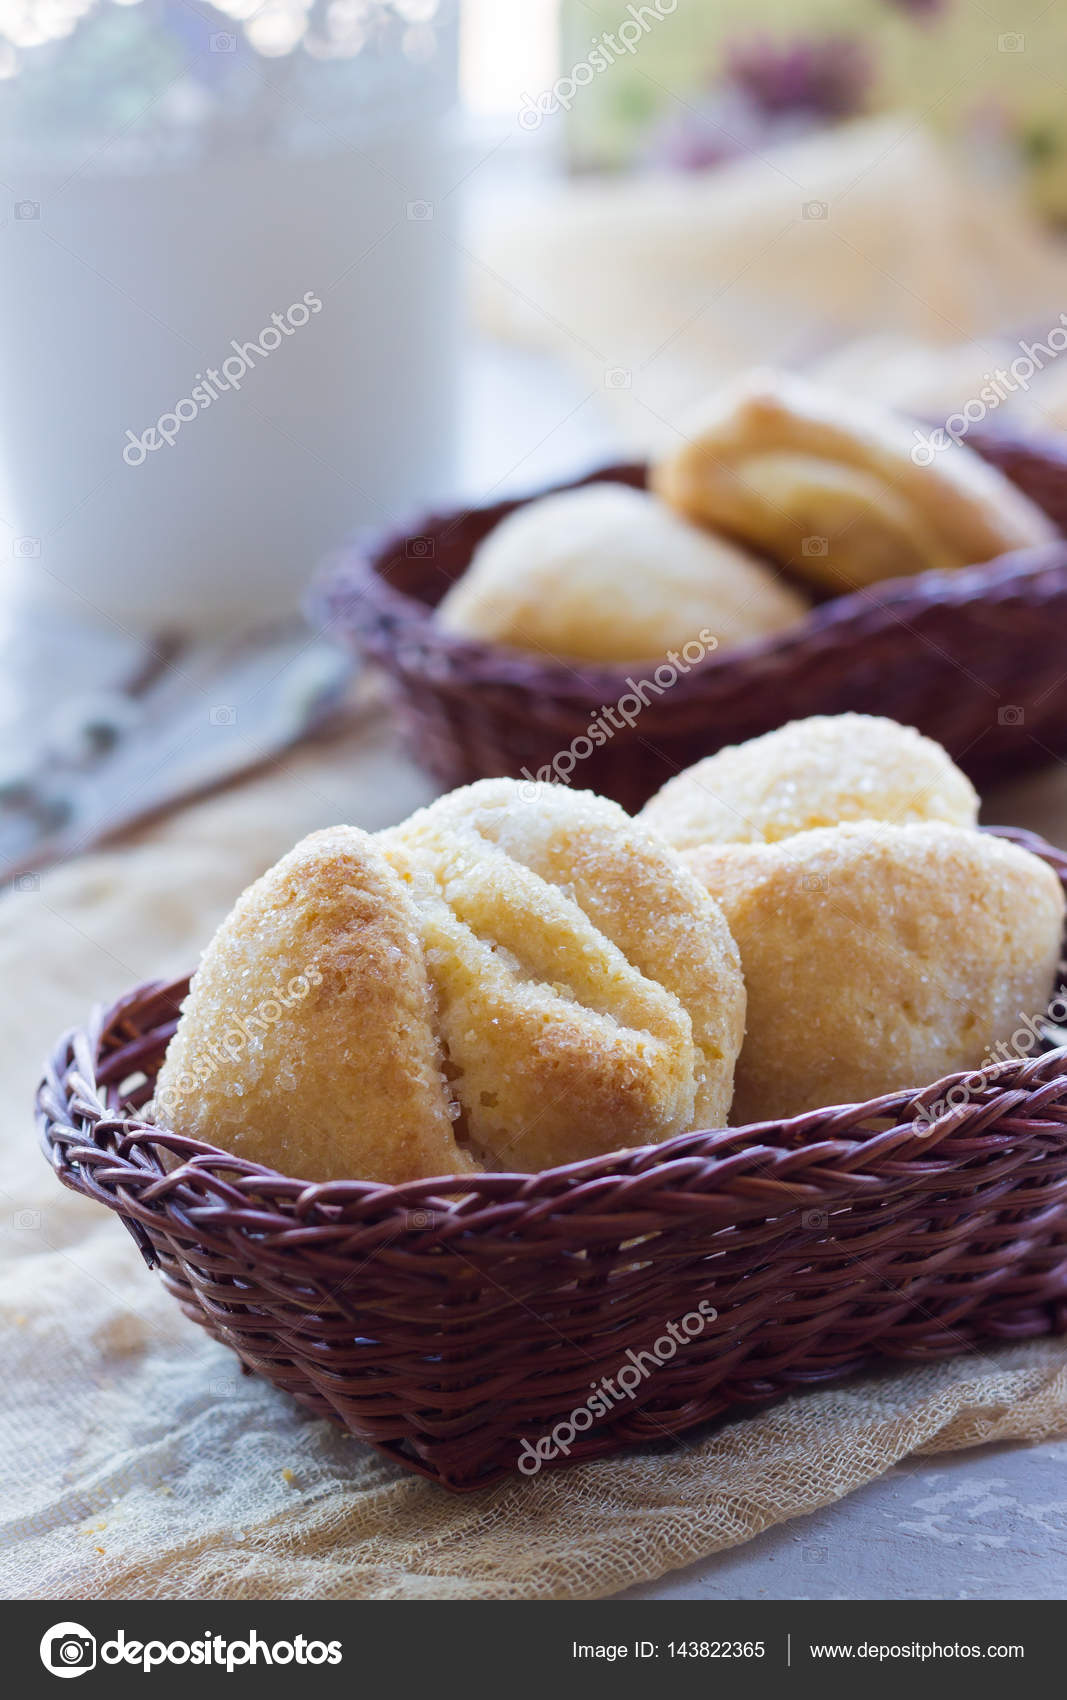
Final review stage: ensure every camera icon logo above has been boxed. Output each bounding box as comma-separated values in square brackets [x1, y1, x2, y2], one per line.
[210, 31, 236, 52]
[802, 1209, 828, 1230]
[13, 872, 40, 892]
[406, 200, 434, 220]
[14, 1208, 40, 1229]
[13, 537, 41, 557]
[40, 1622, 96, 1678]
[604, 367, 632, 390]
[998, 32, 1025, 52]
[405, 536, 435, 559]
[208, 705, 237, 726]
[404, 1208, 439, 1230]
[998, 705, 1025, 727]
[803, 200, 829, 220]
[15, 200, 40, 220]
[802, 535, 828, 556]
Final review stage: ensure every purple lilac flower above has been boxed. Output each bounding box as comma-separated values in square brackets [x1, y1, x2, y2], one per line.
[646, 34, 872, 174]
[723, 35, 873, 123]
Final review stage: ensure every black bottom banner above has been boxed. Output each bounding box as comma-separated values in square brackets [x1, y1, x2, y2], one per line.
[8, 1598, 1062, 1697]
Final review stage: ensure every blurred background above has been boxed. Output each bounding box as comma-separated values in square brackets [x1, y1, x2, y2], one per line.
[4, 0, 1067, 876]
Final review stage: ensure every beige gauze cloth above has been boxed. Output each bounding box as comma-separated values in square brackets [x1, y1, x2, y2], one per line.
[2, 704, 1067, 1602]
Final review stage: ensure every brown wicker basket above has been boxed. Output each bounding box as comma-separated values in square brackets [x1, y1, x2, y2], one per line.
[37, 828, 1067, 1492]
[314, 430, 1067, 812]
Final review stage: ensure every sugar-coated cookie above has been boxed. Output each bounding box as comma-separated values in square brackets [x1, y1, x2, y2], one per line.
[382, 780, 745, 1169]
[681, 822, 1064, 1124]
[640, 714, 979, 850]
[153, 827, 473, 1186]
[652, 369, 1056, 592]
[436, 482, 808, 662]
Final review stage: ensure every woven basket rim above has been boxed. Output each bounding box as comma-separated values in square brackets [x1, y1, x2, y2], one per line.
[38, 826, 1067, 1246]
[313, 427, 1067, 703]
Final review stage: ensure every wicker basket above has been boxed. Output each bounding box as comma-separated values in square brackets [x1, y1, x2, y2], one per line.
[314, 430, 1067, 812]
[37, 829, 1067, 1492]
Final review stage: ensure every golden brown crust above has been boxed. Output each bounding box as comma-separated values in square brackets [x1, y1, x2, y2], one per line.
[640, 714, 979, 850]
[384, 780, 746, 1166]
[651, 368, 1056, 592]
[683, 822, 1065, 1124]
[436, 482, 808, 662]
[153, 826, 474, 1185]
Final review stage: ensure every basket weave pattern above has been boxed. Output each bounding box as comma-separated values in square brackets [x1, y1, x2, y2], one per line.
[317, 432, 1067, 811]
[37, 828, 1067, 1491]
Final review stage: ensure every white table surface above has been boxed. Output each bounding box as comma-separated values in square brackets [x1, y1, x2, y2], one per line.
[617, 1439, 1067, 1600]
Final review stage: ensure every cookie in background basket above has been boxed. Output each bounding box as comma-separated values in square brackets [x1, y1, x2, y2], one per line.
[639, 714, 1065, 1125]
[435, 481, 808, 663]
[152, 780, 745, 1183]
[652, 368, 1057, 593]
